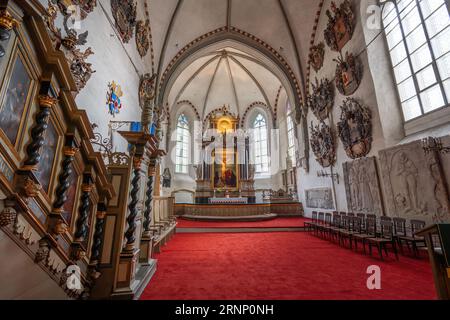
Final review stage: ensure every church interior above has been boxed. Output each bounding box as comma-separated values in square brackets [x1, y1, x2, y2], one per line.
[0, 0, 450, 301]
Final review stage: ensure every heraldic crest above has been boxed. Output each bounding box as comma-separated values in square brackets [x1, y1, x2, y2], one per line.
[308, 78, 334, 121]
[310, 121, 336, 168]
[106, 81, 123, 116]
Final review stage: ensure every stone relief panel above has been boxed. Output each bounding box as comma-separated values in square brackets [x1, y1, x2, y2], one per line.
[343, 157, 383, 216]
[305, 188, 335, 210]
[379, 141, 450, 225]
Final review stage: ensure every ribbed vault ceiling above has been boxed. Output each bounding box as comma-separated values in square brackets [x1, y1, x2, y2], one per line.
[168, 48, 282, 118]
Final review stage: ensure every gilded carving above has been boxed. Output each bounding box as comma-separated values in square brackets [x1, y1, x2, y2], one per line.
[334, 52, 362, 96]
[308, 78, 334, 121]
[135, 20, 150, 58]
[337, 98, 372, 159]
[379, 141, 450, 224]
[309, 42, 325, 73]
[310, 121, 336, 168]
[111, 0, 137, 43]
[343, 157, 384, 216]
[139, 73, 156, 109]
[324, 0, 355, 52]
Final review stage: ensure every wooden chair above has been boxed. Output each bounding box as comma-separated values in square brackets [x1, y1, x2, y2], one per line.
[328, 213, 341, 243]
[356, 213, 366, 231]
[398, 219, 427, 257]
[322, 213, 333, 239]
[316, 212, 325, 237]
[353, 216, 377, 254]
[367, 220, 399, 260]
[393, 217, 407, 254]
[338, 215, 354, 248]
[304, 211, 318, 231]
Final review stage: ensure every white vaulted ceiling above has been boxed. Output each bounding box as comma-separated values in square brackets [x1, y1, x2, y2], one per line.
[149, 0, 322, 112]
[167, 48, 281, 118]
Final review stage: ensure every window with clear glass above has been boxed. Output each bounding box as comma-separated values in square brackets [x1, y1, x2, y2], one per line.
[253, 113, 269, 174]
[286, 111, 296, 165]
[175, 114, 190, 174]
[382, 0, 450, 121]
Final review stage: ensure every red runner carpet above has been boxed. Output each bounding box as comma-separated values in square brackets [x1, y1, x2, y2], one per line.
[140, 232, 436, 300]
[176, 217, 308, 228]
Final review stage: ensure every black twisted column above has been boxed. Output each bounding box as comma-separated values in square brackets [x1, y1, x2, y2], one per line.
[123, 157, 142, 253]
[71, 173, 93, 261]
[48, 135, 78, 238]
[88, 202, 107, 280]
[23, 82, 58, 171]
[142, 160, 156, 237]
[0, 7, 18, 58]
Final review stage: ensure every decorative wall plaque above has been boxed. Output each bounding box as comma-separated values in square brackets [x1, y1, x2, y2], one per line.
[337, 98, 372, 159]
[379, 140, 450, 224]
[334, 52, 362, 96]
[310, 121, 336, 168]
[324, 0, 355, 52]
[309, 42, 325, 72]
[305, 188, 335, 210]
[111, 0, 137, 43]
[343, 157, 384, 216]
[135, 20, 150, 57]
[308, 78, 334, 121]
[54, 0, 97, 20]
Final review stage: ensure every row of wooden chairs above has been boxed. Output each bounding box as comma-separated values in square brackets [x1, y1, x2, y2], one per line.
[305, 211, 427, 260]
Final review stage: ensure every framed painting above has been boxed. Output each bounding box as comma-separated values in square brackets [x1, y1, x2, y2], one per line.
[62, 169, 80, 228]
[212, 148, 238, 190]
[35, 119, 59, 194]
[0, 53, 32, 146]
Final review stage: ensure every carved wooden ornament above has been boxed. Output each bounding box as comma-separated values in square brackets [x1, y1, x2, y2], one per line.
[334, 52, 362, 96]
[337, 98, 372, 159]
[310, 121, 336, 168]
[135, 20, 150, 57]
[309, 42, 325, 73]
[308, 78, 334, 121]
[139, 73, 156, 109]
[111, 0, 137, 43]
[324, 0, 355, 52]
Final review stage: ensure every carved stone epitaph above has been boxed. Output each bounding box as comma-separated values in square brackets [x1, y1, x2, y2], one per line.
[111, 0, 137, 43]
[308, 78, 334, 121]
[343, 157, 384, 216]
[305, 188, 334, 210]
[324, 0, 355, 52]
[310, 121, 336, 168]
[379, 141, 450, 225]
[337, 98, 372, 159]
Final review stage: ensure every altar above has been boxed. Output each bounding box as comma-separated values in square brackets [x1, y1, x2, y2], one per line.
[194, 106, 256, 204]
[209, 197, 248, 204]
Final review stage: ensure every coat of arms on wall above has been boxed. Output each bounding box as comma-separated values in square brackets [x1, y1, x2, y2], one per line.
[310, 121, 336, 168]
[106, 81, 123, 117]
[337, 98, 372, 159]
[324, 0, 355, 52]
[334, 52, 362, 96]
[111, 0, 137, 43]
[309, 42, 325, 73]
[308, 78, 334, 121]
[135, 20, 150, 57]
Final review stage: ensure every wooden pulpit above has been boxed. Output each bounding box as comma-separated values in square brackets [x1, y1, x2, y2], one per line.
[416, 224, 450, 300]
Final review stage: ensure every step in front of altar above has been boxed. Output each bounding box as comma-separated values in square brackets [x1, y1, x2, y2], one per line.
[174, 202, 303, 217]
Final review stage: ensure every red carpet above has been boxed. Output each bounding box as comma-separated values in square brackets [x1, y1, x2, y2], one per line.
[176, 217, 308, 228]
[140, 232, 436, 300]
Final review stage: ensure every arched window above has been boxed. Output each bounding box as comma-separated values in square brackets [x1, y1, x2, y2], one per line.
[382, 0, 450, 121]
[253, 113, 269, 174]
[286, 104, 296, 165]
[175, 114, 190, 174]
